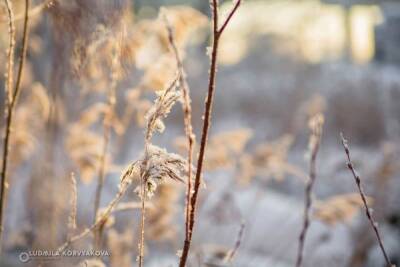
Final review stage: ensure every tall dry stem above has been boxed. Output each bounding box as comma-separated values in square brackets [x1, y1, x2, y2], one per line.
[138, 75, 181, 267]
[163, 13, 195, 243]
[341, 133, 395, 267]
[93, 36, 121, 248]
[179, 1, 241, 266]
[295, 114, 324, 267]
[224, 221, 245, 264]
[0, 0, 30, 250]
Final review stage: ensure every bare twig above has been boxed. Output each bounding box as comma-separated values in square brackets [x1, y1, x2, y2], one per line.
[340, 133, 395, 267]
[162, 12, 195, 243]
[0, 0, 30, 250]
[224, 222, 245, 264]
[179, 1, 241, 266]
[217, 0, 241, 37]
[295, 114, 323, 267]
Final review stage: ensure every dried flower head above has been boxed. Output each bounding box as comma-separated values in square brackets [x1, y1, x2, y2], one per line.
[307, 113, 324, 156]
[145, 74, 180, 141]
[135, 145, 187, 199]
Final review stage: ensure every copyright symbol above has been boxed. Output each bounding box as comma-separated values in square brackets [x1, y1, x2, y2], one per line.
[19, 252, 30, 263]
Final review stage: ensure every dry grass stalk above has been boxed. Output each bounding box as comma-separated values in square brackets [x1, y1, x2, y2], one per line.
[0, 0, 30, 250]
[162, 12, 196, 243]
[138, 75, 184, 267]
[93, 34, 122, 248]
[179, 1, 241, 266]
[340, 133, 395, 267]
[57, 162, 139, 253]
[295, 114, 324, 267]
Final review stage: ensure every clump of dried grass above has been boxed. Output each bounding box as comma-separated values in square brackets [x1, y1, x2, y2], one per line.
[313, 193, 373, 226]
[57, 74, 188, 265]
[135, 74, 190, 266]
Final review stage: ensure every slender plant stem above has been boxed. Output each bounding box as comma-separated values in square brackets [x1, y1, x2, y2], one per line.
[93, 38, 120, 248]
[138, 156, 147, 267]
[295, 115, 323, 267]
[137, 76, 180, 267]
[138, 171, 146, 267]
[163, 14, 195, 242]
[0, 0, 30, 250]
[178, 1, 241, 266]
[340, 133, 394, 267]
[224, 222, 245, 264]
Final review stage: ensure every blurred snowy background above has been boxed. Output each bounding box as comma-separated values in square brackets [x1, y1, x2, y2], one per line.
[1, 0, 400, 267]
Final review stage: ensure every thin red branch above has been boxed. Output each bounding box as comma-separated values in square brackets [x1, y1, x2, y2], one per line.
[178, 1, 241, 266]
[217, 0, 241, 36]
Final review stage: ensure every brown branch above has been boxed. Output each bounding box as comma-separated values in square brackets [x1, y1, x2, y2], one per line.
[0, 0, 30, 250]
[178, 1, 241, 266]
[340, 133, 395, 267]
[162, 12, 195, 243]
[295, 115, 323, 267]
[217, 0, 241, 37]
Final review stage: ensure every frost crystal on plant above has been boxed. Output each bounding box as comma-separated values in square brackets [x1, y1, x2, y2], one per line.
[135, 144, 187, 199]
[145, 75, 181, 140]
